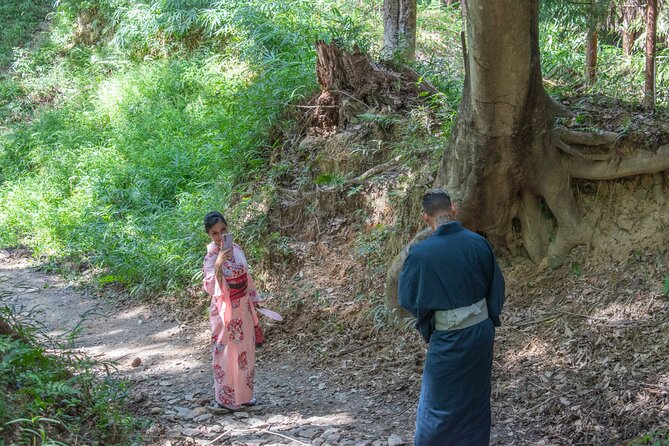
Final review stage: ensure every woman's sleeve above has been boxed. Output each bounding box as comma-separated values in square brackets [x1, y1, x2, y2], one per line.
[203, 252, 218, 296]
[203, 251, 233, 325]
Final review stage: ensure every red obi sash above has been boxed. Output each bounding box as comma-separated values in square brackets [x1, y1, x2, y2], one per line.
[227, 273, 248, 300]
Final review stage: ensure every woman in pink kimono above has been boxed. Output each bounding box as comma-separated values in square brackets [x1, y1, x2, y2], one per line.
[202, 211, 261, 412]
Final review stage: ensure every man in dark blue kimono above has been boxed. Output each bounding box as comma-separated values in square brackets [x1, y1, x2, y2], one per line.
[399, 189, 505, 446]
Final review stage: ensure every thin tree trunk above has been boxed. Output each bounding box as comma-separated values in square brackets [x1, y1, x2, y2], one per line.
[621, 7, 633, 57]
[382, 0, 417, 60]
[644, 0, 658, 107]
[586, 26, 598, 84]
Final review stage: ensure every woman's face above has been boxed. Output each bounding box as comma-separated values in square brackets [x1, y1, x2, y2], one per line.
[207, 221, 228, 245]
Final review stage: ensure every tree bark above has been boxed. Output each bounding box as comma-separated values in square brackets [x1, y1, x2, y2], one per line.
[308, 41, 433, 133]
[644, 0, 658, 107]
[621, 4, 634, 57]
[586, 26, 598, 84]
[382, 0, 417, 60]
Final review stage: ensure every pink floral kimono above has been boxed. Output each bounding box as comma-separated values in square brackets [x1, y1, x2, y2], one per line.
[203, 242, 260, 408]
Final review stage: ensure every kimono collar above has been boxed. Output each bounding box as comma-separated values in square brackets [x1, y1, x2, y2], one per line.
[434, 221, 464, 236]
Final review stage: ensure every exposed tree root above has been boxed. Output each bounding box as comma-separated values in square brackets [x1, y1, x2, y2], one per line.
[569, 144, 669, 180]
[518, 191, 548, 263]
[551, 127, 617, 161]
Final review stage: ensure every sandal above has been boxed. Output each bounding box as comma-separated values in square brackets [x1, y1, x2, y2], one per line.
[206, 402, 235, 414]
[242, 397, 257, 407]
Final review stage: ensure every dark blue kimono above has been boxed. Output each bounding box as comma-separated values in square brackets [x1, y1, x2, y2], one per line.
[399, 221, 505, 446]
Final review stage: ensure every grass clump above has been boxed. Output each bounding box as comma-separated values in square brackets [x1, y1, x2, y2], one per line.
[0, 0, 52, 68]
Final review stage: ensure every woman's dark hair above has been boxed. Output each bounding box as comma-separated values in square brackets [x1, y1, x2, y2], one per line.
[204, 211, 227, 232]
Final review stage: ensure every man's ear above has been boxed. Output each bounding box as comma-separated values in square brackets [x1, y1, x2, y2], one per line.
[421, 212, 430, 223]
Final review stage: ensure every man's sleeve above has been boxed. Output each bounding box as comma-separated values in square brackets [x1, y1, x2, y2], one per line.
[399, 251, 418, 317]
[399, 250, 433, 342]
[486, 247, 505, 327]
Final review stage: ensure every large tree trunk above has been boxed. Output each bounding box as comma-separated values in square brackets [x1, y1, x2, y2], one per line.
[384, 0, 669, 318]
[382, 0, 417, 60]
[644, 0, 658, 107]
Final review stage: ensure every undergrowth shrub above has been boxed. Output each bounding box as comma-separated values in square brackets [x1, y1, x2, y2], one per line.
[0, 297, 141, 445]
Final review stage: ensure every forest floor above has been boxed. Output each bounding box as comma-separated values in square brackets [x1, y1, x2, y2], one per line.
[1, 243, 668, 446]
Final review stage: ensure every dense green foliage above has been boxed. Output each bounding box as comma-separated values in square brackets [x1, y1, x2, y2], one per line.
[0, 0, 52, 67]
[0, 301, 141, 445]
[0, 0, 380, 295]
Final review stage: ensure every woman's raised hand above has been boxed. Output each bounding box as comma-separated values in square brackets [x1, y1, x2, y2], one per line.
[215, 247, 233, 271]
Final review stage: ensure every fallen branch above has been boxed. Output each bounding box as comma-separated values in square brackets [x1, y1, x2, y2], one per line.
[343, 155, 403, 186]
[631, 381, 669, 392]
[261, 430, 312, 445]
[203, 427, 311, 446]
[334, 341, 382, 357]
[0, 318, 31, 345]
[511, 314, 560, 328]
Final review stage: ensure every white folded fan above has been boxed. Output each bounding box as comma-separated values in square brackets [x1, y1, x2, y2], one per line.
[257, 307, 283, 321]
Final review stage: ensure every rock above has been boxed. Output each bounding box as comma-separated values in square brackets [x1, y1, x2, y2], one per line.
[298, 428, 320, 439]
[246, 417, 268, 428]
[266, 414, 289, 424]
[132, 391, 146, 403]
[193, 413, 213, 422]
[159, 381, 172, 387]
[354, 441, 371, 446]
[173, 406, 195, 420]
[150, 407, 162, 414]
[387, 434, 404, 446]
[168, 398, 180, 405]
[181, 427, 201, 437]
[233, 411, 250, 419]
[131, 357, 142, 367]
[326, 432, 341, 442]
[192, 406, 208, 416]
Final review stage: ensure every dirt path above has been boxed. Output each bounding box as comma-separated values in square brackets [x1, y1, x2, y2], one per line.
[6, 246, 666, 446]
[0, 251, 419, 446]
